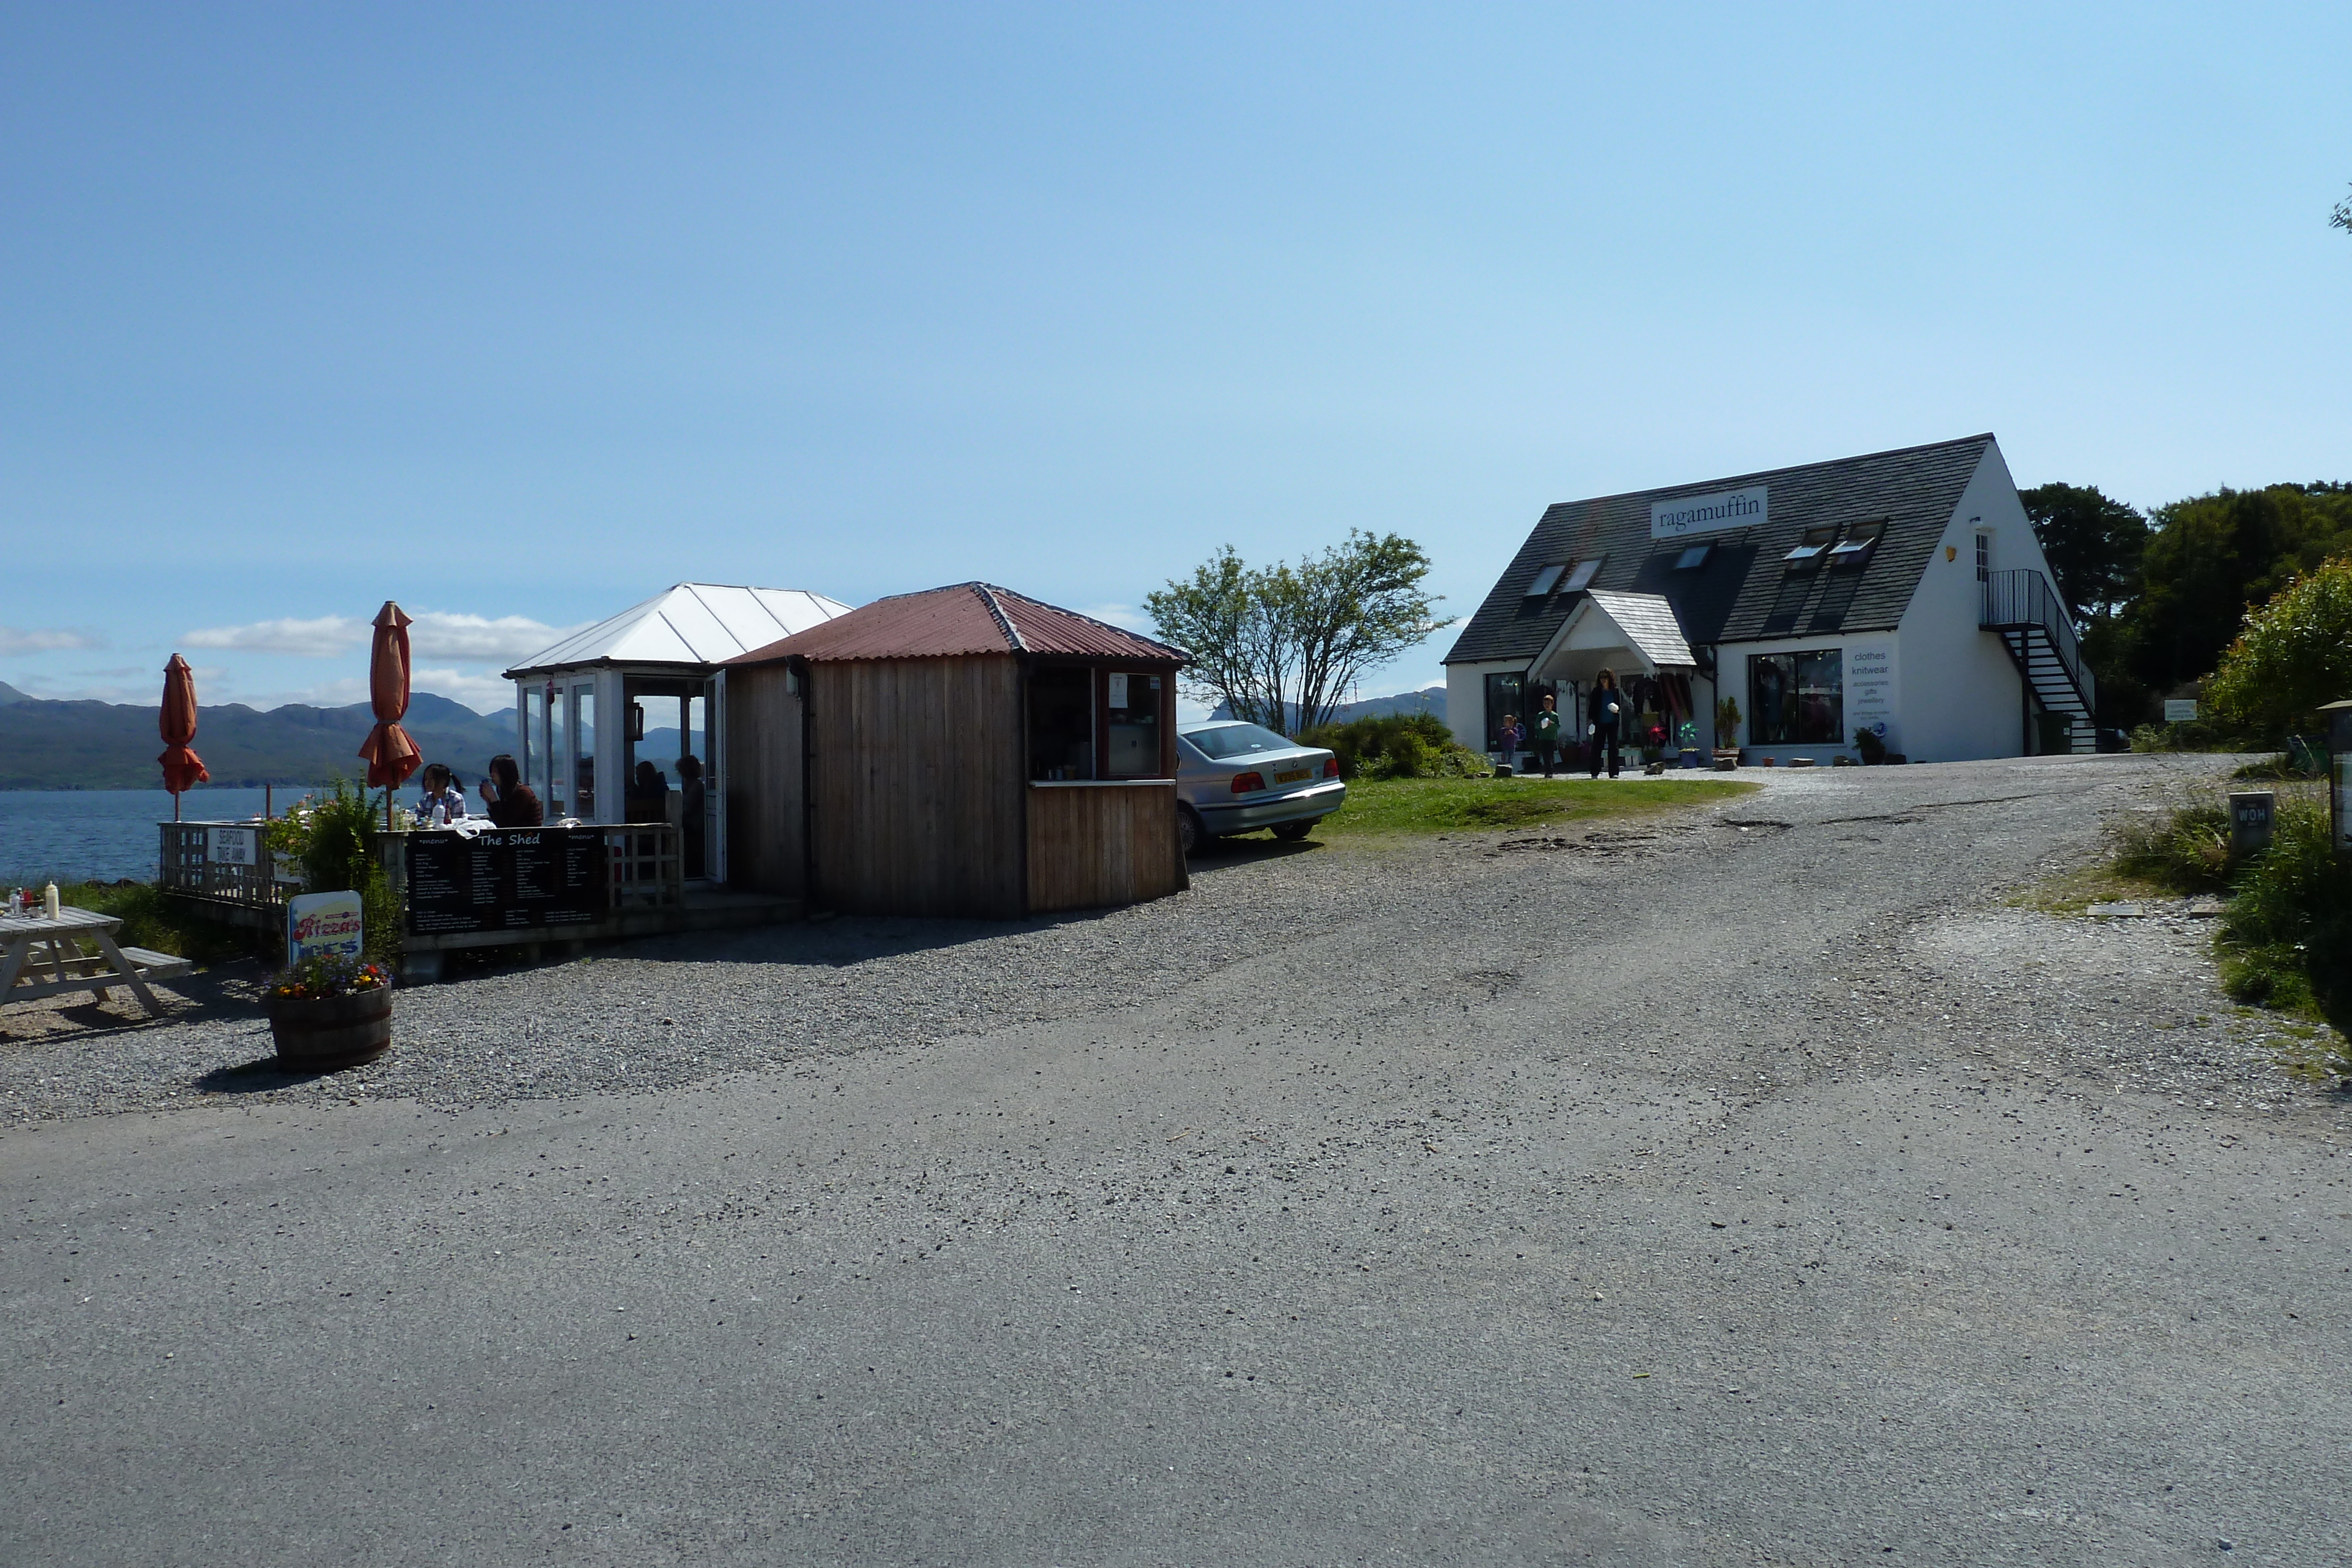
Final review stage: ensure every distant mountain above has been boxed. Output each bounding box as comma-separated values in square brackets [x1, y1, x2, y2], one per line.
[1207, 685, 1447, 729]
[0, 690, 517, 790]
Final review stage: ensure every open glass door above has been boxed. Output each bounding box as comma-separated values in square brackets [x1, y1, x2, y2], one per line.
[703, 670, 726, 882]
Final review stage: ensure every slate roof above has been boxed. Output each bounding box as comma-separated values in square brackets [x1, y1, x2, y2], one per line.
[1579, 590, 1697, 668]
[727, 583, 1188, 666]
[1444, 433, 1996, 666]
[505, 584, 853, 677]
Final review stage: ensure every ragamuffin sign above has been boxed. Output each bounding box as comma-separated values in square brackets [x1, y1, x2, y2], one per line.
[1651, 486, 1766, 541]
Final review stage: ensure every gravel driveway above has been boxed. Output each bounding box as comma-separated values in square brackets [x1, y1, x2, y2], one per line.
[5, 752, 2347, 1565]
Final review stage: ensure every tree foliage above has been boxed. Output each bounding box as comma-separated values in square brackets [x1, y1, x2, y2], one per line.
[1147, 531, 1452, 735]
[2117, 483, 2352, 697]
[2204, 557, 2352, 741]
[2018, 482, 2149, 625]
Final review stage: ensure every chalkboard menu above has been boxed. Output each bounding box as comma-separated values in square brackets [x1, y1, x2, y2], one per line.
[405, 828, 609, 935]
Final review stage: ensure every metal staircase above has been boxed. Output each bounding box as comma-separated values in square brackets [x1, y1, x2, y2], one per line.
[1980, 570, 2096, 754]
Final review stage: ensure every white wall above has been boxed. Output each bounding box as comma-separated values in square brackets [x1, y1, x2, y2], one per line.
[1893, 440, 2050, 763]
[1443, 660, 1526, 749]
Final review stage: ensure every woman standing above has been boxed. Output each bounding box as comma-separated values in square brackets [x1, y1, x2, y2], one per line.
[1587, 668, 1626, 779]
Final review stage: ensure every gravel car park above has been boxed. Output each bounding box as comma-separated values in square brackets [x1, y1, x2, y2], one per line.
[1174, 719, 1346, 853]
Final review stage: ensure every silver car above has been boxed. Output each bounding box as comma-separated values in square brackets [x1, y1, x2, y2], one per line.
[1175, 720, 1347, 855]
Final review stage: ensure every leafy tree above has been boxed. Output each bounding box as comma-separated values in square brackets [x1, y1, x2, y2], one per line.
[2119, 483, 2352, 696]
[2018, 483, 2149, 625]
[2204, 557, 2352, 741]
[1148, 531, 1452, 735]
[2333, 182, 2351, 238]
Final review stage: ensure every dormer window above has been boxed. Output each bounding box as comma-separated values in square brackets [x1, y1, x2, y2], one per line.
[1523, 563, 1567, 597]
[1561, 558, 1603, 592]
[1784, 527, 1837, 573]
[1828, 521, 1885, 570]
[1673, 543, 1712, 571]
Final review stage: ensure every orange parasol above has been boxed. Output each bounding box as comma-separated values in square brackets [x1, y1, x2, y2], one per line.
[158, 654, 209, 821]
[355, 600, 422, 827]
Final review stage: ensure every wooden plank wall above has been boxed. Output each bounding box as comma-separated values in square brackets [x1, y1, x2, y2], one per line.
[1025, 782, 1187, 914]
[811, 656, 1027, 918]
[723, 663, 805, 898]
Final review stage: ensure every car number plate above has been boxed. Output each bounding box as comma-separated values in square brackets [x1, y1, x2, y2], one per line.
[1274, 767, 1312, 784]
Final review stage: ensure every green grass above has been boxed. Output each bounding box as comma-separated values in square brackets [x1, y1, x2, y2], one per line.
[2007, 862, 2176, 917]
[49, 881, 255, 965]
[1311, 775, 1757, 838]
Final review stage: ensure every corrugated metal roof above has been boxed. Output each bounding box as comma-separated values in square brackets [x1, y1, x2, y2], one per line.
[504, 584, 853, 676]
[1445, 433, 1994, 665]
[1582, 590, 1696, 668]
[727, 583, 1188, 666]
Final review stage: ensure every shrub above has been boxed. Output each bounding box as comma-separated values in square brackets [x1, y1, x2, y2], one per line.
[56, 880, 250, 964]
[2206, 557, 2352, 743]
[1299, 712, 1488, 780]
[2106, 794, 2232, 892]
[265, 780, 404, 966]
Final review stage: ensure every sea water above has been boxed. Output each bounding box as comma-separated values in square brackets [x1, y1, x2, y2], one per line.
[0, 789, 276, 884]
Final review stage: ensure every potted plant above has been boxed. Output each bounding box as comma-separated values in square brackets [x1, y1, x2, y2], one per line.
[1714, 696, 1744, 768]
[267, 951, 394, 1070]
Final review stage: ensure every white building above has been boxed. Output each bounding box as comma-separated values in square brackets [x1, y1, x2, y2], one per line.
[1442, 434, 2093, 767]
[502, 583, 850, 877]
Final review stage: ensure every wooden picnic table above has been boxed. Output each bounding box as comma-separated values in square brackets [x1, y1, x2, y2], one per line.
[0, 907, 193, 1018]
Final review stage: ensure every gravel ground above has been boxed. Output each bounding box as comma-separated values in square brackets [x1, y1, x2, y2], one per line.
[9, 750, 2351, 1566]
[0, 755, 2332, 1128]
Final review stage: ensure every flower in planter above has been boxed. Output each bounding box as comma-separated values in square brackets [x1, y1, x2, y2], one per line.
[271, 951, 390, 1001]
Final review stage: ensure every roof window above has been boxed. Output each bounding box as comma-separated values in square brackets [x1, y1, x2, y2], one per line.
[1673, 543, 1712, 571]
[1562, 558, 1603, 592]
[1522, 563, 1568, 597]
[1783, 527, 1838, 573]
[1828, 521, 1885, 570]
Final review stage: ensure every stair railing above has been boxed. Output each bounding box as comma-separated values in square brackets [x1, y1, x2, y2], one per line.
[1980, 570, 2094, 715]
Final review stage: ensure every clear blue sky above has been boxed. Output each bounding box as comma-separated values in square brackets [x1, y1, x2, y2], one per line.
[4, 3, 2347, 714]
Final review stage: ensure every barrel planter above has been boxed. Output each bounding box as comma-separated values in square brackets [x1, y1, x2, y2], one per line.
[268, 985, 393, 1071]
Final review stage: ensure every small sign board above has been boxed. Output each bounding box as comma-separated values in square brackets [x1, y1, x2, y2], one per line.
[287, 890, 365, 962]
[403, 827, 609, 936]
[2164, 698, 2199, 723]
[1107, 672, 1129, 710]
[208, 827, 257, 866]
[2229, 791, 2275, 859]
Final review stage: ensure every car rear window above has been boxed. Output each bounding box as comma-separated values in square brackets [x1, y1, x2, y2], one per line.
[1184, 723, 1293, 760]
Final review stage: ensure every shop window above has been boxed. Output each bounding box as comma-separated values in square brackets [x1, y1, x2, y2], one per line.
[1482, 671, 1526, 752]
[1562, 558, 1603, 592]
[1102, 669, 1165, 778]
[1749, 650, 1844, 745]
[1028, 666, 1093, 781]
[1523, 563, 1567, 597]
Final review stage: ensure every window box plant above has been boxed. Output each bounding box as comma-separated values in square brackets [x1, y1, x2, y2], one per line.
[266, 952, 394, 1070]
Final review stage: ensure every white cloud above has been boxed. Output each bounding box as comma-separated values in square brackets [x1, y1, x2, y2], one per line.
[407, 613, 580, 664]
[407, 667, 520, 714]
[183, 615, 368, 657]
[179, 609, 579, 663]
[0, 626, 106, 654]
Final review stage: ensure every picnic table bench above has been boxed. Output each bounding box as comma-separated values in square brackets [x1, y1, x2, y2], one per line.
[0, 907, 193, 1017]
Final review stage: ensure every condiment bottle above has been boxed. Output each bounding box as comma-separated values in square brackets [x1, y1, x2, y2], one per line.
[44, 882, 61, 920]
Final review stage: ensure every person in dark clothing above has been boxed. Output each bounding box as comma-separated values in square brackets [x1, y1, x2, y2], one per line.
[477, 753, 544, 827]
[1531, 693, 1562, 778]
[676, 755, 707, 879]
[627, 759, 670, 824]
[1587, 668, 1626, 779]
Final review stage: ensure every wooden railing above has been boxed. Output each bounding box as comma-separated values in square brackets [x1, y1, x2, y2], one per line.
[158, 821, 293, 930]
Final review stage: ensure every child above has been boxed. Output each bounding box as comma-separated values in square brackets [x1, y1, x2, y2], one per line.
[1497, 713, 1524, 775]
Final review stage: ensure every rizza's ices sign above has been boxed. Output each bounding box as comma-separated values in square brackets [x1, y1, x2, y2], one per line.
[1651, 486, 1766, 541]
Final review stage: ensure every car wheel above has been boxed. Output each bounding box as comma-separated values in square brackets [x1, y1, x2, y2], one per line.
[1271, 820, 1314, 842]
[1178, 806, 1205, 857]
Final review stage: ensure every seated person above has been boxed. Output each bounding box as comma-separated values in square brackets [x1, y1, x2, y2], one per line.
[477, 754, 544, 827]
[415, 763, 467, 824]
[626, 759, 671, 824]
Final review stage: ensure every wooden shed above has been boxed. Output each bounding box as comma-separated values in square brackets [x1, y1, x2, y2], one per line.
[721, 583, 1191, 919]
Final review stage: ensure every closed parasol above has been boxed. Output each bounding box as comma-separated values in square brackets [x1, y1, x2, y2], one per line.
[158, 654, 209, 820]
[355, 600, 423, 827]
